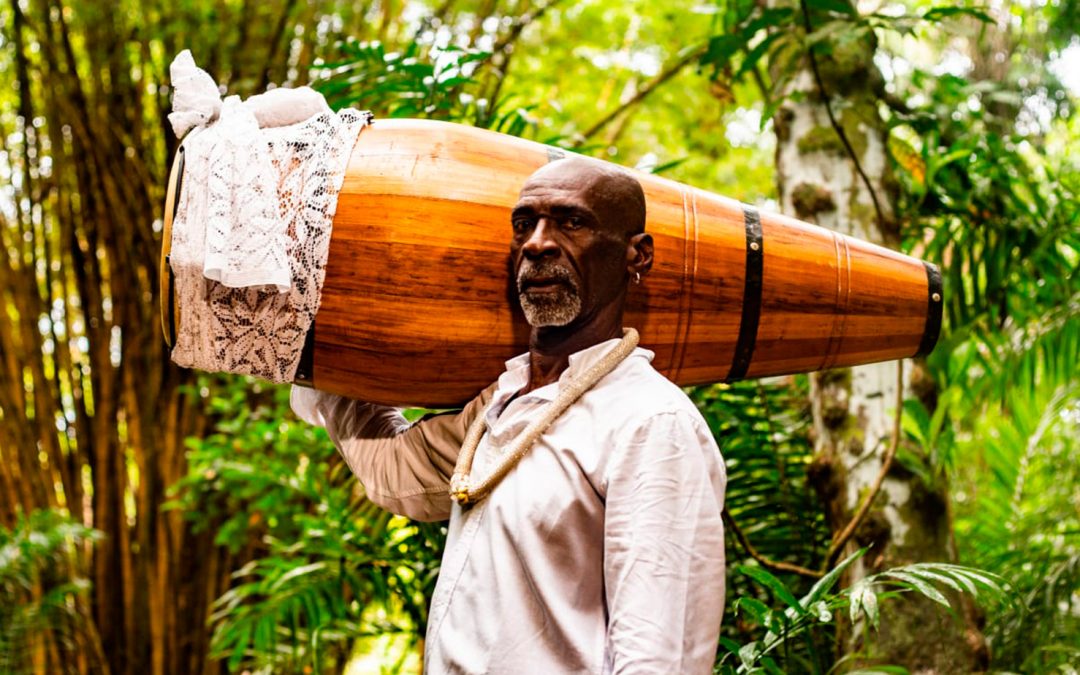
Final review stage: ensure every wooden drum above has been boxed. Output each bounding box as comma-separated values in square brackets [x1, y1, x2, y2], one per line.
[161, 118, 942, 407]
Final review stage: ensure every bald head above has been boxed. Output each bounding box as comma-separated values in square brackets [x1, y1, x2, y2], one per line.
[521, 157, 647, 239]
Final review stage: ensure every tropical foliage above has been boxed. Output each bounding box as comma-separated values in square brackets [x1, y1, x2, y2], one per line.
[0, 0, 1076, 673]
[0, 510, 103, 674]
[717, 550, 1007, 674]
[167, 378, 445, 672]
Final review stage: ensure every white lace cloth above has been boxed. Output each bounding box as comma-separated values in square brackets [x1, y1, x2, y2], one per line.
[167, 50, 371, 382]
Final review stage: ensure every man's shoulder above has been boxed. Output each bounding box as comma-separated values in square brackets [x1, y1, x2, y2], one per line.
[584, 353, 725, 485]
[588, 351, 709, 428]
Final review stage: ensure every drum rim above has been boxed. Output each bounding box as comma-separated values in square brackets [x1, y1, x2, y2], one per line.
[160, 144, 184, 348]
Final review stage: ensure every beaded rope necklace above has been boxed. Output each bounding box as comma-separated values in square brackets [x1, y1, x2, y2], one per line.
[449, 328, 640, 506]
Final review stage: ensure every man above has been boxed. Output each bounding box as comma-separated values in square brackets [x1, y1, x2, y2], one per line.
[292, 157, 727, 673]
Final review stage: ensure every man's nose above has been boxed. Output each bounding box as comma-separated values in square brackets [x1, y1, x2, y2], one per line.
[522, 218, 560, 259]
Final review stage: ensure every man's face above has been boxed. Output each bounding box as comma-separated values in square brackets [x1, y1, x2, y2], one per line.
[510, 163, 632, 328]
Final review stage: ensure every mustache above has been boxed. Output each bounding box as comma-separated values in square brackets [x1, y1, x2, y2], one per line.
[516, 261, 579, 291]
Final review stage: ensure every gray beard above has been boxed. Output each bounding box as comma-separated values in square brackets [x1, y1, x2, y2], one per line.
[516, 261, 582, 327]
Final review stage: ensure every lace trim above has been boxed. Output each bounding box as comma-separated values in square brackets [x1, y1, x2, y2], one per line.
[169, 106, 371, 383]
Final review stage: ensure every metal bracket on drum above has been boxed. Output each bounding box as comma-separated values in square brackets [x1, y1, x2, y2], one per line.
[293, 325, 316, 386]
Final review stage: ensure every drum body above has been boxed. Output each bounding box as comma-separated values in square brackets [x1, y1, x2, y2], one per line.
[164, 119, 942, 407]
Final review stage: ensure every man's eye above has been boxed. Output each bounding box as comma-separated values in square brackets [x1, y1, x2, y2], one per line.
[512, 218, 533, 233]
[565, 216, 583, 230]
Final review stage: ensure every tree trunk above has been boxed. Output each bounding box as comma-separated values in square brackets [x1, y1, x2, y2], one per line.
[771, 5, 987, 670]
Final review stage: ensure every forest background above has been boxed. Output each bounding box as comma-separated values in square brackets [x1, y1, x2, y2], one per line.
[0, 0, 1077, 673]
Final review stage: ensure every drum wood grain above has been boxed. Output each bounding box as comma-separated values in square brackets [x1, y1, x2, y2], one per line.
[162, 118, 942, 407]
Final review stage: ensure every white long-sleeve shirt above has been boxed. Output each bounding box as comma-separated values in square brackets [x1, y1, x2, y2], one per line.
[292, 338, 727, 674]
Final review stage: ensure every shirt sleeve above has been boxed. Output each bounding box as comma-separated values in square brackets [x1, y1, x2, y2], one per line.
[290, 383, 495, 522]
[602, 409, 727, 674]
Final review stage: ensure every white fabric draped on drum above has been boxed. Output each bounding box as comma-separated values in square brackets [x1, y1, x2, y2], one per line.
[167, 50, 371, 383]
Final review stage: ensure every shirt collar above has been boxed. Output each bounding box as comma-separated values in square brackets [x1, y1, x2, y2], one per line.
[488, 335, 655, 422]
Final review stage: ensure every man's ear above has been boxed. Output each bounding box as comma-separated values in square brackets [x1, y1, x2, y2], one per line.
[627, 233, 654, 278]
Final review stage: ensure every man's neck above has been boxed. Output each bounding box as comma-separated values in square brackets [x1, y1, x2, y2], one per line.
[520, 307, 624, 396]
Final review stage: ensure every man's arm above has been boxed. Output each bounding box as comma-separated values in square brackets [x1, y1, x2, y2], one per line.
[602, 409, 727, 674]
[290, 384, 494, 522]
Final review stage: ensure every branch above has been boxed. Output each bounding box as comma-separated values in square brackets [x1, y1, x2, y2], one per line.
[450, 0, 567, 107]
[751, 63, 772, 109]
[797, 0, 889, 233]
[724, 510, 824, 579]
[491, 0, 568, 56]
[574, 44, 707, 146]
[825, 360, 905, 568]
[432, 0, 458, 24]
[259, 0, 302, 91]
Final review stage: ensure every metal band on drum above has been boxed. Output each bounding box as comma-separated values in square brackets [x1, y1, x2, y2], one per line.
[725, 205, 764, 382]
[916, 262, 944, 358]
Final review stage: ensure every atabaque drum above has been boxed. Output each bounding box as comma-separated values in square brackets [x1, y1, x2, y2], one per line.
[161, 118, 942, 407]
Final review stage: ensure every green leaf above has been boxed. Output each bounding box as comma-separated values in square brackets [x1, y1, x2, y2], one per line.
[760, 655, 786, 675]
[736, 32, 784, 79]
[805, 0, 857, 16]
[704, 34, 747, 69]
[901, 398, 931, 446]
[740, 7, 796, 36]
[269, 562, 331, 592]
[718, 636, 743, 655]
[900, 565, 965, 595]
[648, 157, 690, 175]
[922, 6, 993, 23]
[932, 564, 1007, 598]
[739, 565, 807, 614]
[848, 579, 880, 629]
[735, 597, 772, 625]
[882, 570, 951, 607]
[801, 547, 866, 608]
[738, 640, 762, 669]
